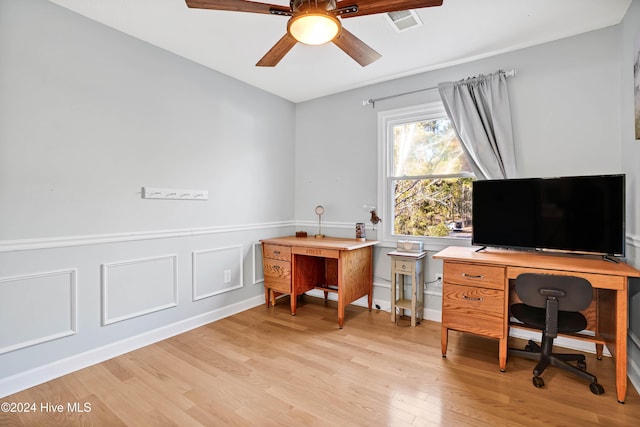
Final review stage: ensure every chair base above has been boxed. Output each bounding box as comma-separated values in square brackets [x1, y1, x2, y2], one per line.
[509, 338, 604, 395]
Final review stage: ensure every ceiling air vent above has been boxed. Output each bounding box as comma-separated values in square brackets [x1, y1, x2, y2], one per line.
[386, 9, 423, 32]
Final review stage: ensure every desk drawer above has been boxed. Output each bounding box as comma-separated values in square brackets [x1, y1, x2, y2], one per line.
[508, 266, 627, 291]
[442, 283, 504, 338]
[444, 262, 505, 290]
[394, 259, 421, 275]
[263, 244, 291, 261]
[292, 246, 340, 259]
[263, 259, 291, 293]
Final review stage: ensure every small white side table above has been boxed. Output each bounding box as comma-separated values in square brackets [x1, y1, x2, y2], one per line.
[388, 250, 426, 327]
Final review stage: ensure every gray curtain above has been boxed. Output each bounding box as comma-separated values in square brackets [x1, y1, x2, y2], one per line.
[437, 71, 516, 179]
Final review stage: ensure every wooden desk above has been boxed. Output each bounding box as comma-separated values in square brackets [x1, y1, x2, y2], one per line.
[261, 236, 378, 328]
[433, 246, 640, 403]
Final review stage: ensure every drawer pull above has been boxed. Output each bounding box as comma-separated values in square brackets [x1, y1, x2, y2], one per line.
[462, 273, 484, 279]
[462, 295, 483, 301]
[273, 250, 280, 255]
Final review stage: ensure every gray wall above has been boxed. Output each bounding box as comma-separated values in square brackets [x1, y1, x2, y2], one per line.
[0, 0, 295, 396]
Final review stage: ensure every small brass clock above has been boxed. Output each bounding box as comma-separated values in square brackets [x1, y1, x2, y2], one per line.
[315, 205, 325, 238]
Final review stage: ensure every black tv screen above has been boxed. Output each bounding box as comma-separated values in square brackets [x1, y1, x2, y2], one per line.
[472, 174, 625, 257]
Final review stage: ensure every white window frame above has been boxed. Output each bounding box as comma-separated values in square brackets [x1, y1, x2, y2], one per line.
[377, 102, 474, 250]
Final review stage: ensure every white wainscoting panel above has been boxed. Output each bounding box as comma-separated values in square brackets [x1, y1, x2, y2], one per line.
[192, 245, 243, 301]
[0, 269, 77, 355]
[101, 255, 178, 325]
[253, 242, 264, 285]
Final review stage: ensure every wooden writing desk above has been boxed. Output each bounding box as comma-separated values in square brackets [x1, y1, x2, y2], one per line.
[261, 236, 378, 328]
[433, 245, 640, 403]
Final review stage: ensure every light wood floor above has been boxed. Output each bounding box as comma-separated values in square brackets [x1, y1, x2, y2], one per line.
[2, 295, 640, 426]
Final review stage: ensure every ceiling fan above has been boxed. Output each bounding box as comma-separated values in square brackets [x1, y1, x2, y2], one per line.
[185, 0, 443, 67]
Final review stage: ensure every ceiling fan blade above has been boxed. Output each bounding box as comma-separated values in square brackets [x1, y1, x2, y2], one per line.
[337, 0, 443, 18]
[185, 0, 289, 15]
[256, 33, 298, 67]
[332, 28, 381, 67]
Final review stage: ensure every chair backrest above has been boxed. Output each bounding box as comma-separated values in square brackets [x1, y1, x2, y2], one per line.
[515, 273, 592, 312]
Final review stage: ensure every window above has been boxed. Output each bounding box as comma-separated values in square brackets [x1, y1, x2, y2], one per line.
[378, 102, 475, 244]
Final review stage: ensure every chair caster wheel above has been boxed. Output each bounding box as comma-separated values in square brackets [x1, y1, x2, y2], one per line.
[532, 376, 544, 388]
[589, 382, 604, 395]
[577, 360, 587, 371]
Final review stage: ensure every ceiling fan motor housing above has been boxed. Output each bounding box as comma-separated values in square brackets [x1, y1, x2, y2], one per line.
[291, 0, 337, 13]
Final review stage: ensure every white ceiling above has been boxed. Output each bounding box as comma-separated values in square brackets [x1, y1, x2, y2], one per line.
[47, 0, 631, 103]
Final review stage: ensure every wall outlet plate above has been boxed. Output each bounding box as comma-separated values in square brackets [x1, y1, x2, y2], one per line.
[435, 273, 443, 286]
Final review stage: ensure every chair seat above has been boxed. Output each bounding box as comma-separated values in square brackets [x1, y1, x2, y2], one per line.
[511, 303, 587, 333]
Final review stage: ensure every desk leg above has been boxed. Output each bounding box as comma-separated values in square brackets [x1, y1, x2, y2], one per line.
[615, 289, 628, 403]
[337, 256, 344, 329]
[441, 327, 448, 357]
[367, 248, 373, 311]
[616, 352, 627, 404]
[290, 255, 297, 316]
[337, 291, 345, 329]
[290, 293, 296, 316]
[499, 338, 507, 372]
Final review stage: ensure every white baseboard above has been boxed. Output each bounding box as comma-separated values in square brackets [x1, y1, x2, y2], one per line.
[629, 352, 640, 398]
[0, 295, 264, 399]
[507, 327, 611, 357]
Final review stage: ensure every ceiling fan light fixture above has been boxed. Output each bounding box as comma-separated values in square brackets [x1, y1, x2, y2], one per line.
[288, 12, 340, 45]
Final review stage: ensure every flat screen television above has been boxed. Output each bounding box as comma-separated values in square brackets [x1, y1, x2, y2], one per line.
[472, 174, 625, 257]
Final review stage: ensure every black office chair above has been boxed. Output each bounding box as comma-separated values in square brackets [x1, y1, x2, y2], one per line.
[508, 273, 604, 395]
